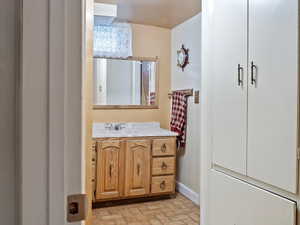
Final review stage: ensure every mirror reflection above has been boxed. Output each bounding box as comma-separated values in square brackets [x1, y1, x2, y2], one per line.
[93, 57, 158, 108]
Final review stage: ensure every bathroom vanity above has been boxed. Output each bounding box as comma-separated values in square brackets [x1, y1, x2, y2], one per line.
[92, 122, 178, 202]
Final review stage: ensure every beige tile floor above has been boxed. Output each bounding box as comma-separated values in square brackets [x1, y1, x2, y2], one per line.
[92, 193, 200, 225]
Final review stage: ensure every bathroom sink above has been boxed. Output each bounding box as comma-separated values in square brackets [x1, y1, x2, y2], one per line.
[93, 122, 178, 138]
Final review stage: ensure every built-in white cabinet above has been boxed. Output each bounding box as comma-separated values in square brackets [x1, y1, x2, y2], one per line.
[211, 0, 299, 193]
[209, 171, 296, 225]
[211, 0, 248, 176]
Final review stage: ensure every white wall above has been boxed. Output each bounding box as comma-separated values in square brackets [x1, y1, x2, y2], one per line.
[0, 0, 18, 224]
[171, 13, 202, 198]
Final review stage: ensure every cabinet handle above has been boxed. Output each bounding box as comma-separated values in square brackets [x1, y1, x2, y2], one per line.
[160, 181, 166, 190]
[137, 164, 141, 176]
[109, 164, 112, 178]
[251, 61, 257, 85]
[161, 162, 168, 170]
[161, 144, 167, 153]
[238, 64, 243, 86]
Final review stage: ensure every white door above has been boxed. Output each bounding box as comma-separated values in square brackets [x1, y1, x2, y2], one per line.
[20, 0, 94, 224]
[248, 0, 299, 193]
[210, 0, 248, 175]
[209, 170, 296, 225]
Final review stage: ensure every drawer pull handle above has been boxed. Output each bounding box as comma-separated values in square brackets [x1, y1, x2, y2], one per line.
[161, 144, 167, 152]
[92, 158, 96, 162]
[160, 181, 166, 190]
[161, 162, 168, 170]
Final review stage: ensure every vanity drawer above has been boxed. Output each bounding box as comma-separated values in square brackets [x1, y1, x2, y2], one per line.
[151, 175, 175, 194]
[152, 157, 175, 175]
[152, 138, 176, 156]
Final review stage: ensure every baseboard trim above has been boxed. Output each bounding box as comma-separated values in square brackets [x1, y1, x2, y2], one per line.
[176, 181, 200, 206]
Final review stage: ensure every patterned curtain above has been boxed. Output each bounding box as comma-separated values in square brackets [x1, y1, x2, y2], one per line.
[94, 22, 133, 58]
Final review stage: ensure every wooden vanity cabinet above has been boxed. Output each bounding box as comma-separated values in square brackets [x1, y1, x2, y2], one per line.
[93, 137, 176, 202]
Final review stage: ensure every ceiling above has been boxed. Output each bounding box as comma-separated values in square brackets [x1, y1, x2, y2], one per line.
[94, 0, 201, 28]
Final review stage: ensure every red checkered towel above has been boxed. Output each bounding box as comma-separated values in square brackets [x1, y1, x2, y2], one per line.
[170, 91, 188, 149]
[150, 92, 156, 105]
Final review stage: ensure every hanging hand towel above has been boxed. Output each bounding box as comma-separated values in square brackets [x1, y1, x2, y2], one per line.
[170, 91, 188, 149]
[150, 92, 156, 105]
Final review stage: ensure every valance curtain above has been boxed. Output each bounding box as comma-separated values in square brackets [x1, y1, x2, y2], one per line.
[94, 22, 133, 58]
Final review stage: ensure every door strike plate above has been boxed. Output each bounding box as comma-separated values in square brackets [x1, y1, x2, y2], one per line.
[67, 194, 88, 222]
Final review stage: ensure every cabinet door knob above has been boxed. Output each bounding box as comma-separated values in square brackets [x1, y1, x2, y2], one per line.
[161, 144, 167, 152]
[160, 181, 166, 190]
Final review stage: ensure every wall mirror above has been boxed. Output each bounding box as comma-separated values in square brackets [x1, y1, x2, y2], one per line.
[93, 57, 158, 109]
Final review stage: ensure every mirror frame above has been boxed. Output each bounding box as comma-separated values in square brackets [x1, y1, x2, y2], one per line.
[93, 56, 159, 110]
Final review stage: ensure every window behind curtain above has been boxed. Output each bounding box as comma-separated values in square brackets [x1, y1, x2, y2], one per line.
[94, 21, 133, 58]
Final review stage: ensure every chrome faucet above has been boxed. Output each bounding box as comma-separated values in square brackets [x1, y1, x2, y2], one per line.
[114, 123, 126, 131]
[104, 123, 126, 131]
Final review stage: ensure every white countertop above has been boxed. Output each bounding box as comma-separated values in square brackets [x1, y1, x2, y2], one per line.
[93, 122, 178, 138]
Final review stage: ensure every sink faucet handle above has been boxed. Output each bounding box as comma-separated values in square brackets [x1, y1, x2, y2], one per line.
[120, 123, 126, 129]
[105, 123, 113, 129]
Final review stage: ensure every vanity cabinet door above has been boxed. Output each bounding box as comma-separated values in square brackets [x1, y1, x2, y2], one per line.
[125, 140, 151, 197]
[96, 140, 123, 200]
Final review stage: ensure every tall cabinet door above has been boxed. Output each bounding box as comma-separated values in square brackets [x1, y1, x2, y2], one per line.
[248, 0, 299, 193]
[210, 0, 248, 174]
[96, 141, 123, 200]
[125, 140, 151, 197]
